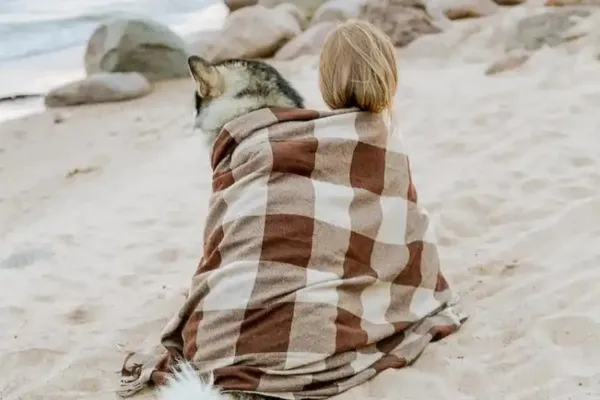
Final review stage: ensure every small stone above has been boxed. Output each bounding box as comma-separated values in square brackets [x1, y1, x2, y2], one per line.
[45, 72, 152, 108]
[65, 166, 100, 178]
[53, 113, 67, 124]
[485, 53, 530, 75]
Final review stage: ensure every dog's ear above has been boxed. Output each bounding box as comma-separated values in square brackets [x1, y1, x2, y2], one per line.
[188, 56, 222, 99]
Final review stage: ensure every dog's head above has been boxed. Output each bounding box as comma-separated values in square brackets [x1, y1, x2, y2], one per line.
[188, 56, 304, 142]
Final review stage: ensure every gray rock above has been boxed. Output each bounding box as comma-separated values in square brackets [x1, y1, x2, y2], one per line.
[201, 4, 303, 62]
[186, 30, 221, 60]
[258, 0, 328, 18]
[485, 53, 530, 75]
[44, 72, 152, 108]
[84, 18, 189, 82]
[312, 0, 368, 25]
[506, 9, 591, 52]
[361, 0, 441, 47]
[275, 22, 336, 60]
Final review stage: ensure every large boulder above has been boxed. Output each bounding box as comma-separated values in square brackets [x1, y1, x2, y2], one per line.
[361, 0, 442, 47]
[505, 9, 590, 52]
[224, 0, 258, 11]
[84, 18, 189, 82]
[258, 0, 328, 18]
[275, 22, 336, 60]
[311, 0, 368, 24]
[44, 72, 152, 108]
[200, 4, 303, 62]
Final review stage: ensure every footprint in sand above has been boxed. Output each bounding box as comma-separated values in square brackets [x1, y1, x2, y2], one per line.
[570, 156, 594, 168]
[156, 247, 180, 263]
[521, 177, 547, 192]
[64, 305, 96, 325]
[539, 315, 600, 348]
[56, 233, 77, 246]
[0, 305, 26, 317]
[119, 274, 136, 286]
[2, 348, 65, 369]
[71, 376, 103, 392]
[131, 218, 157, 228]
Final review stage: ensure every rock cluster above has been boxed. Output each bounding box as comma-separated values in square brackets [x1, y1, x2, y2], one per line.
[44, 0, 594, 107]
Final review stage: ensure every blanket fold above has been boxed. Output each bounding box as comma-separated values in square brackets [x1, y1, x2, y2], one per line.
[118, 107, 467, 399]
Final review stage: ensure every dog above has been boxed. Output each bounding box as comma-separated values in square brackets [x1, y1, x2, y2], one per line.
[189, 55, 304, 144]
[156, 56, 305, 400]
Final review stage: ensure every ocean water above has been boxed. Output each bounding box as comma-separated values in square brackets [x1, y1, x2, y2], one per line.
[0, 0, 217, 62]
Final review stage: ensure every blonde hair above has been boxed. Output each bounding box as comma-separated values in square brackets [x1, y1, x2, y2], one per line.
[319, 20, 398, 114]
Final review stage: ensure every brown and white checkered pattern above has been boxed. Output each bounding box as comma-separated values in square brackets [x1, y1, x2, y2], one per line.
[119, 107, 466, 399]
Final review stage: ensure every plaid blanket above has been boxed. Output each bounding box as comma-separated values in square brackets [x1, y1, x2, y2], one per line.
[118, 107, 466, 399]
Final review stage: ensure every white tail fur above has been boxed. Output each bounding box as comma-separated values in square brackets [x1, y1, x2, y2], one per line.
[157, 361, 228, 400]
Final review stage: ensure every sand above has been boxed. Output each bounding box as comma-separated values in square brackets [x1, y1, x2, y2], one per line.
[1, 6, 600, 400]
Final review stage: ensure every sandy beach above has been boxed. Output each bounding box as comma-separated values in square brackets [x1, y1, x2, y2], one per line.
[1, 4, 600, 399]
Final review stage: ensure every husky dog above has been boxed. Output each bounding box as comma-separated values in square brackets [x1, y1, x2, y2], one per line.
[157, 56, 304, 400]
[189, 55, 304, 143]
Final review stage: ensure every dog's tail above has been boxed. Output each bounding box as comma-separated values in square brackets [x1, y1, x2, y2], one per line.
[157, 361, 228, 400]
